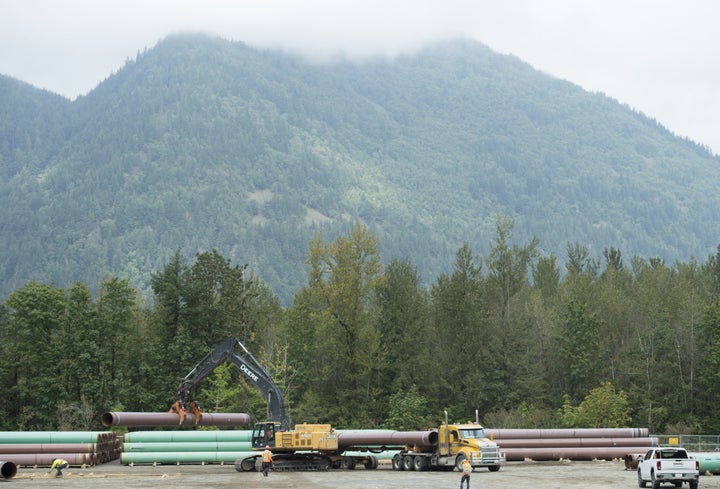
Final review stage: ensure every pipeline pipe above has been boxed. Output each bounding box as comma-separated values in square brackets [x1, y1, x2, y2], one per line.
[0, 443, 96, 454]
[124, 430, 252, 443]
[503, 446, 654, 461]
[337, 430, 439, 448]
[0, 453, 93, 466]
[343, 450, 395, 461]
[124, 442, 252, 452]
[495, 437, 658, 449]
[692, 452, 720, 475]
[101, 412, 250, 427]
[0, 461, 17, 479]
[486, 428, 649, 439]
[0, 431, 112, 444]
[120, 450, 257, 465]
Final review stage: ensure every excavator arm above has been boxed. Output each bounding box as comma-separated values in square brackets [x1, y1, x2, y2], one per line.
[169, 338, 288, 429]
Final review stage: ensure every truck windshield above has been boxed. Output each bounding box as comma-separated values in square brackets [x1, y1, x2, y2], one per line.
[459, 429, 485, 439]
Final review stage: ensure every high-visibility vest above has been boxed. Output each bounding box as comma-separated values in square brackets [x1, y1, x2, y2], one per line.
[262, 449, 273, 463]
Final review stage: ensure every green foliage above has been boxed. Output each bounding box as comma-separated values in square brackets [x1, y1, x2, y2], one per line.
[383, 385, 430, 431]
[4, 31, 720, 431]
[5, 230, 720, 433]
[559, 382, 631, 428]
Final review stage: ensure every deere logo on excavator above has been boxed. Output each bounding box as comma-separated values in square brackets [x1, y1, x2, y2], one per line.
[240, 363, 259, 382]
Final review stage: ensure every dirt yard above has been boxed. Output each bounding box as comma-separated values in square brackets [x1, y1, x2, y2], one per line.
[9, 459, 719, 488]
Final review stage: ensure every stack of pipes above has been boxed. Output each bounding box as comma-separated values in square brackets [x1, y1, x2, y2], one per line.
[0, 431, 121, 467]
[485, 428, 657, 461]
[121, 430, 256, 465]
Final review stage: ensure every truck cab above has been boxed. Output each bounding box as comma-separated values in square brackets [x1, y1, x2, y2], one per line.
[439, 423, 505, 471]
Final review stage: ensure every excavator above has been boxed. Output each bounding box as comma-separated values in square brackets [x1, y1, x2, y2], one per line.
[168, 338, 376, 471]
[168, 337, 288, 429]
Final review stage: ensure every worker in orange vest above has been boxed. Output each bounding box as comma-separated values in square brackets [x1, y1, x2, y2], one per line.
[261, 445, 273, 476]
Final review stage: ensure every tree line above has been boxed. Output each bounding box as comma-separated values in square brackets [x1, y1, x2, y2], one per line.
[2, 219, 720, 434]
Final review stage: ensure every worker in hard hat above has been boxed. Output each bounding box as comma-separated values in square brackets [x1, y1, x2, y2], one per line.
[49, 458, 69, 477]
[261, 445, 273, 477]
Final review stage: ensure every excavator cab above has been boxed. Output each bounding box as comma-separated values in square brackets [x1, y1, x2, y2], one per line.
[252, 421, 281, 449]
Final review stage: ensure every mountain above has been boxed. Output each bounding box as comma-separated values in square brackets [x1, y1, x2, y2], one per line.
[1, 34, 719, 304]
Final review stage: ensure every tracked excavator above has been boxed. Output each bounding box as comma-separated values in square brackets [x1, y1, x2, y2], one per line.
[169, 338, 377, 471]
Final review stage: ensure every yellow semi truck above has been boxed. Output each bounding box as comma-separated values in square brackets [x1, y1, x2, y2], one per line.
[391, 412, 505, 472]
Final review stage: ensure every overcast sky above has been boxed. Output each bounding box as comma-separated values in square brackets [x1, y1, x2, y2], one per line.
[2, 0, 718, 154]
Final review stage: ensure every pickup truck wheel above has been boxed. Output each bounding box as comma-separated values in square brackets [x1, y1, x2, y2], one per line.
[651, 471, 660, 489]
[689, 481, 698, 489]
[637, 469, 646, 488]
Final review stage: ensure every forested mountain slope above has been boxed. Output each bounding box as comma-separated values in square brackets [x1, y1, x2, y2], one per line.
[1, 34, 719, 303]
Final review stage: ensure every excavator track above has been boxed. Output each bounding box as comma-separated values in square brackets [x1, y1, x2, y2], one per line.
[234, 454, 332, 472]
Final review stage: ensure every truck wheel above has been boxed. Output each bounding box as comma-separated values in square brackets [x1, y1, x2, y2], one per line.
[488, 465, 501, 472]
[651, 471, 660, 489]
[364, 456, 378, 470]
[413, 456, 429, 471]
[637, 469, 646, 488]
[340, 456, 356, 470]
[392, 454, 404, 471]
[689, 480, 698, 489]
[403, 455, 415, 471]
[455, 454, 466, 472]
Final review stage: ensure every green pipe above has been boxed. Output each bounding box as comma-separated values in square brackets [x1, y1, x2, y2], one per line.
[124, 442, 251, 452]
[121, 451, 257, 464]
[124, 430, 252, 443]
[0, 432, 111, 444]
[343, 450, 395, 460]
[692, 452, 720, 474]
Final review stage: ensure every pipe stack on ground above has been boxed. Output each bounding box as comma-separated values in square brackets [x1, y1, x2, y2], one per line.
[0, 431, 121, 467]
[485, 428, 656, 461]
[122, 429, 401, 465]
[121, 430, 255, 465]
[102, 412, 251, 428]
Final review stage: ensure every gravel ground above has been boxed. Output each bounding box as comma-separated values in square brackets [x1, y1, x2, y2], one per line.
[8, 459, 719, 488]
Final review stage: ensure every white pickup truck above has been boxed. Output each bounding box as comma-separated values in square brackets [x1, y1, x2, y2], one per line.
[637, 447, 699, 489]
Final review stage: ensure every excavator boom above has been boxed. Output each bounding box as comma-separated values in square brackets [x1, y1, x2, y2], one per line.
[170, 338, 288, 429]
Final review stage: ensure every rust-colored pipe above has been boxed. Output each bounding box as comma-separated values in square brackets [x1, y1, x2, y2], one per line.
[486, 428, 649, 439]
[496, 437, 658, 449]
[0, 443, 95, 454]
[101, 412, 251, 427]
[503, 446, 653, 461]
[0, 461, 17, 479]
[337, 430, 439, 448]
[0, 453, 92, 466]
